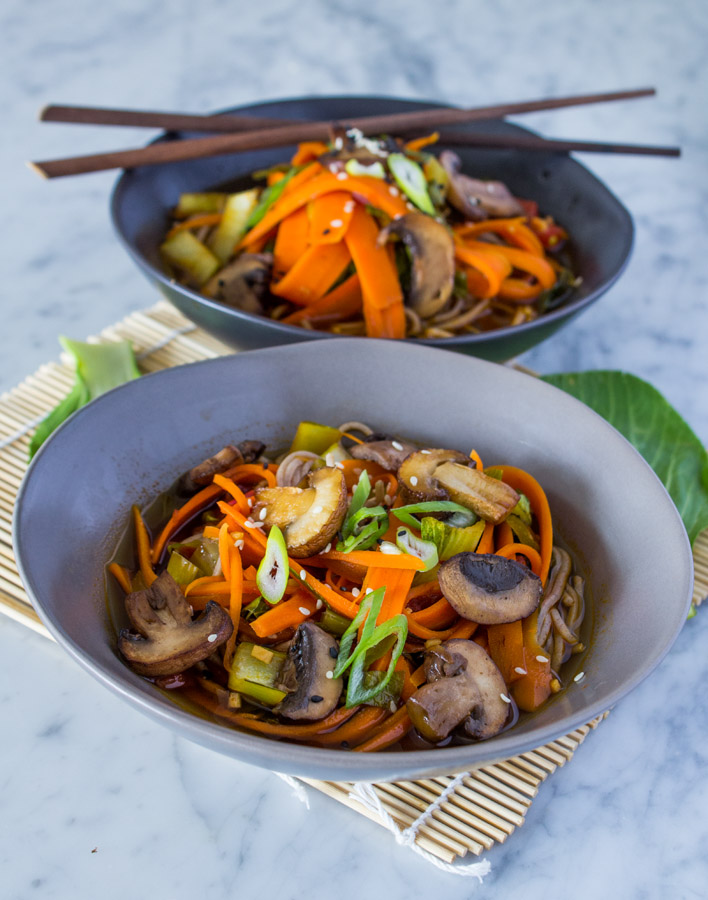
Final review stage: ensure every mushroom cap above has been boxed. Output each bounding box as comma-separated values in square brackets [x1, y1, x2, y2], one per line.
[182, 439, 265, 491]
[118, 571, 233, 677]
[397, 448, 469, 504]
[378, 212, 456, 318]
[275, 622, 343, 720]
[253, 466, 347, 557]
[203, 252, 273, 314]
[439, 151, 525, 220]
[439, 553, 542, 625]
[350, 438, 417, 472]
[406, 639, 511, 742]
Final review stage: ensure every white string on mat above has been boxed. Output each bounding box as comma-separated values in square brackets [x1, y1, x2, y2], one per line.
[134, 323, 199, 360]
[348, 778, 491, 880]
[0, 412, 46, 452]
[275, 772, 311, 809]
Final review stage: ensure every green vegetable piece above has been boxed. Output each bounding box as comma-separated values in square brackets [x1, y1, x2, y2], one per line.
[387, 153, 435, 215]
[228, 642, 287, 706]
[190, 537, 220, 576]
[505, 513, 540, 551]
[484, 467, 504, 481]
[207, 188, 260, 263]
[256, 525, 289, 605]
[242, 596, 270, 621]
[166, 551, 202, 586]
[345, 159, 386, 179]
[289, 421, 343, 455]
[361, 671, 404, 708]
[174, 192, 227, 218]
[245, 166, 300, 229]
[29, 337, 140, 460]
[543, 371, 708, 545]
[160, 230, 221, 286]
[319, 608, 352, 636]
[422, 155, 449, 208]
[421, 516, 485, 560]
[511, 493, 533, 525]
[392, 500, 474, 531]
[321, 440, 350, 464]
[395, 526, 438, 571]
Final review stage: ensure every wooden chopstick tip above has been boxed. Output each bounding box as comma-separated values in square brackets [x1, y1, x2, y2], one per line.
[26, 161, 49, 180]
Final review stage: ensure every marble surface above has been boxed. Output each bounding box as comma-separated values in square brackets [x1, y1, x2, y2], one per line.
[2, 0, 708, 896]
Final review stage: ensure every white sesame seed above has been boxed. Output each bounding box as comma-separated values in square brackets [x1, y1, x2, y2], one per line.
[384, 494, 393, 506]
[406, 201, 415, 210]
[500, 693, 511, 703]
[380, 543, 402, 555]
[352, 587, 360, 597]
[300, 570, 307, 581]
[325, 453, 335, 467]
[334, 137, 343, 150]
[336, 171, 348, 180]
[235, 540, 245, 550]
[573, 671, 585, 683]
[325, 670, 334, 679]
[343, 200, 355, 213]
[389, 701, 397, 713]
[330, 218, 343, 228]
[335, 462, 345, 470]
[389, 185, 399, 196]
[259, 507, 267, 520]
[252, 521, 264, 529]
[514, 667, 527, 675]
[324, 543, 332, 553]
[536, 655, 549, 663]
[207, 634, 218, 643]
[409, 475, 418, 486]
[247, 497, 253, 507]
[299, 607, 310, 616]
[391, 441, 403, 451]
[420, 449, 431, 455]
[316, 599, 323, 610]
[243, 519, 255, 528]
[365, 587, 373, 594]
[312, 505, 323, 514]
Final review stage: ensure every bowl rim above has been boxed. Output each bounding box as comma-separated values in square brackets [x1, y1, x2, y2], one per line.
[14, 339, 693, 780]
[109, 93, 635, 350]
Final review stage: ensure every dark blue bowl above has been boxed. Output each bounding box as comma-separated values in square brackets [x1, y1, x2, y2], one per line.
[111, 95, 634, 362]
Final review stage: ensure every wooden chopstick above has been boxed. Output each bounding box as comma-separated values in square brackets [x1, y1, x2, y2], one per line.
[30, 87, 662, 179]
[429, 129, 681, 157]
[38, 88, 655, 134]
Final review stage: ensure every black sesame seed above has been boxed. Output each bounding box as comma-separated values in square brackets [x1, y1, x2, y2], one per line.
[310, 695, 324, 703]
[329, 646, 338, 659]
[340, 741, 350, 749]
[323, 228, 330, 235]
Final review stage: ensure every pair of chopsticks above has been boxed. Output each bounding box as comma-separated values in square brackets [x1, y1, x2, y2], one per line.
[30, 87, 680, 179]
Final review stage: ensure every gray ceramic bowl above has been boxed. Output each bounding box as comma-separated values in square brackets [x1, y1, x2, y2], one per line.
[111, 95, 634, 363]
[14, 341, 692, 782]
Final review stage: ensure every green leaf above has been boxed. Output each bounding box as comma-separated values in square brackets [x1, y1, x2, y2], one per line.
[542, 371, 708, 545]
[28, 377, 89, 459]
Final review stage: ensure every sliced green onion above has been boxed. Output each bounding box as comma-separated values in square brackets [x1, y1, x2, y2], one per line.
[345, 159, 386, 178]
[334, 587, 385, 678]
[387, 153, 436, 214]
[392, 500, 475, 530]
[421, 516, 485, 561]
[167, 551, 202, 586]
[342, 470, 372, 538]
[395, 526, 439, 571]
[256, 525, 289, 605]
[245, 166, 301, 229]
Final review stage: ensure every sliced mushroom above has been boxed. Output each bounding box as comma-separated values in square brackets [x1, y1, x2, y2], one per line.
[118, 571, 233, 677]
[378, 212, 456, 318]
[182, 439, 266, 491]
[203, 253, 273, 314]
[433, 462, 519, 524]
[252, 466, 347, 557]
[439, 553, 542, 625]
[350, 437, 417, 471]
[440, 151, 525, 220]
[407, 639, 511, 742]
[275, 622, 343, 720]
[397, 448, 469, 504]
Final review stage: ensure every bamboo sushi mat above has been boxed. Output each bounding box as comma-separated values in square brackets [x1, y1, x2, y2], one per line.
[2, 300, 706, 870]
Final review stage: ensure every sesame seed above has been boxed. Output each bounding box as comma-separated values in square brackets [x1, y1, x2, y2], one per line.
[336, 171, 348, 180]
[235, 540, 245, 550]
[380, 543, 402, 554]
[389, 186, 399, 196]
[329, 646, 338, 659]
[259, 507, 267, 520]
[243, 519, 255, 528]
[500, 693, 511, 703]
[310, 695, 324, 703]
[330, 218, 343, 228]
[409, 475, 418, 486]
[536, 655, 549, 663]
[312, 505, 323, 514]
[384, 494, 393, 506]
[252, 521, 264, 529]
[573, 671, 585, 683]
[299, 607, 310, 616]
[325, 670, 334, 679]
[336, 462, 345, 470]
[300, 570, 307, 580]
[421, 449, 431, 455]
[389, 701, 397, 713]
[365, 587, 373, 595]
[247, 497, 253, 507]
[207, 634, 218, 643]
[406, 201, 415, 210]
[316, 599, 323, 610]
[325, 453, 335, 467]
[514, 667, 527, 675]
[343, 201, 355, 213]
[352, 587, 360, 597]
[392, 441, 403, 451]
[324, 543, 332, 553]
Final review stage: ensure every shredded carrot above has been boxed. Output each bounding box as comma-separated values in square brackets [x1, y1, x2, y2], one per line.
[448, 619, 479, 640]
[455, 218, 545, 257]
[273, 207, 309, 277]
[281, 273, 362, 326]
[405, 615, 459, 642]
[184, 575, 227, 596]
[317, 550, 425, 571]
[455, 243, 512, 299]
[307, 191, 355, 245]
[212, 474, 250, 516]
[410, 664, 427, 688]
[250, 591, 318, 638]
[108, 562, 132, 594]
[495, 542, 542, 577]
[223, 545, 243, 670]
[494, 466, 553, 584]
[354, 706, 413, 752]
[409, 597, 458, 630]
[218, 522, 232, 580]
[132, 505, 157, 586]
[476, 521, 496, 555]
[469, 448, 484, 470]
[404, 131, 440, 152]
[310, 706, 389, 746]
[290, 142, 329, 166]
[222, 463, 277, 488]
[151, 482, 222, 564]
[495, 520, 514, 550]
[487, 619, 526, 684]
[165, 212, 223, 239]
[271, 240, 352, 306]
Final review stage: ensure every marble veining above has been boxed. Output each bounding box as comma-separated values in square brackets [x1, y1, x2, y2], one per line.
[2, 0, 708, 896]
